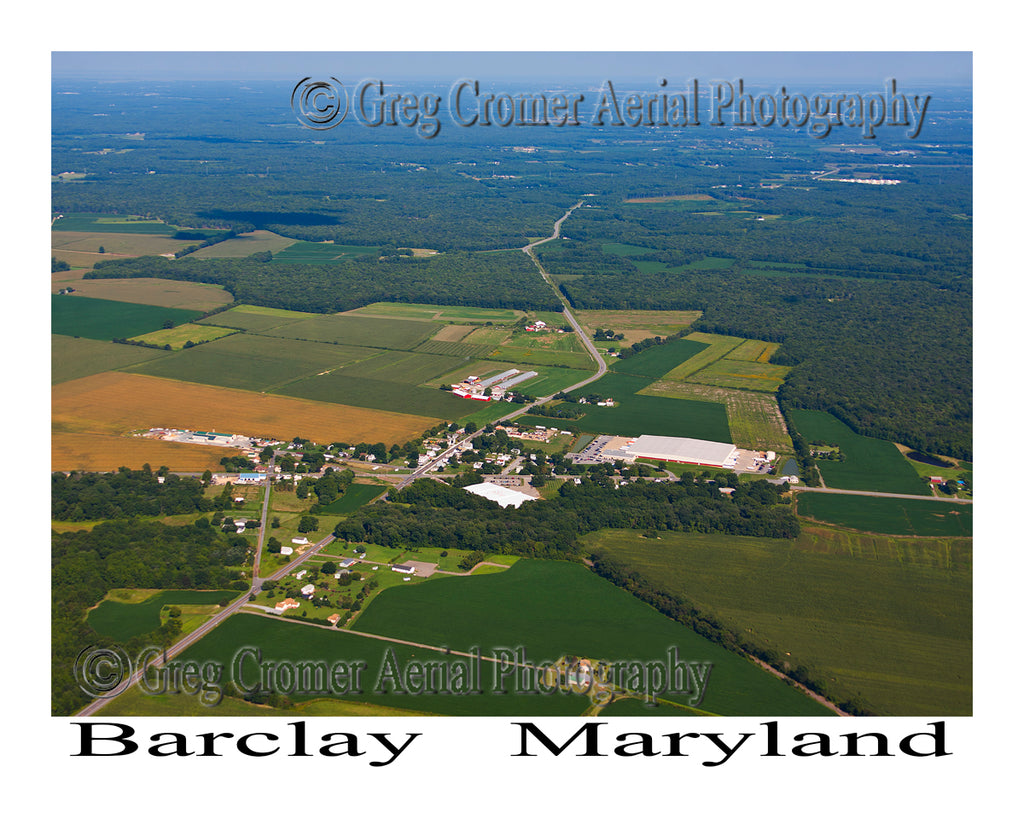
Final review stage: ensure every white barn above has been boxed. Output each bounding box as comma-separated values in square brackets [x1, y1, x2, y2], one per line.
[609, 435, 739, 468]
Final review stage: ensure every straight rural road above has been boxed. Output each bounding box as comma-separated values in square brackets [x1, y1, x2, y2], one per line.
[791, 485, 973, 503]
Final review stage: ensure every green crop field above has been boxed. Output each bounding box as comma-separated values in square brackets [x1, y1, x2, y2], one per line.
[353, 560, 831, 716]
[546, 372, 732, 441]
[639, 380, 791, 452]
[334, 350, 465, 384]
[262, 314, 440, 351]
[795, 492, 973, 537]
[51, 334, 170, 384]
[271, 242, 378, 263]
[414, 339, 496, 358]
[52, 295, 203, 341]
[52, 213, 178, 234]
[127, 333, 374, 392]
[274, 372, 476, 419]
[662, 332, 747, 380]
[195, 304, 312, 332]
[790, 410, 930, 495]
[612, 338, 709, 379]
[486, 347, 595, 369]
[174, 613, 591, 716]
[88, 590, 238, 641]
[584, 527, 971, 716]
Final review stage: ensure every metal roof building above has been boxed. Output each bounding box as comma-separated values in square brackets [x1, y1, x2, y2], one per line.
[609, 435, 739, 468]
[464, 482, 538, 509]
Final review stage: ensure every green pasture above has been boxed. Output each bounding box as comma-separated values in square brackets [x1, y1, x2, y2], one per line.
[790, 410, 930, 495]
[195, 304, 312, 332]
[52, 295, 202, 342]
[317, 484, 387, 515]
[354, 560, 831, 716]
[795, 492, 973, 537]
[52, 213, 177, 234]
[272, 242, 378, 263]
[344, 302, 525, 323]
[584, 527, 971, 716]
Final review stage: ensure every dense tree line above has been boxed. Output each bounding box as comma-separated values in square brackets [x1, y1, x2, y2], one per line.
[51, 468, 211, 520]
[560, 270, 971, 459]
[333, 475, 799, 556]
[87, 250, 562, 313]
[51, 519, 251, 715]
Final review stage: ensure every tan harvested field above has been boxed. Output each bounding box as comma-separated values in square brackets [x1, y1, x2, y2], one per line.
[52, 277, 233, 311]
[410, 248, 439, 257]
[51, 230, 195, 258]
[431, 324, 476, 342]
[129, 323, 237, 349]
[51, 253, 95, 274]
[52, 432, 229, 472]
[575, 309, 702, 345]
[188, 230, 298, 258]
[52, 372, 440, 470]
[728, 339, 781, 363]
[623, 194, 715, 203]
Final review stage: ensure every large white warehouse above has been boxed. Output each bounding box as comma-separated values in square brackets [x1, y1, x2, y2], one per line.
[608, 435, 739, 468]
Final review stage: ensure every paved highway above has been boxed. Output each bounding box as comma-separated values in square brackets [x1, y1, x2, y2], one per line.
[398, 201, 602, 489]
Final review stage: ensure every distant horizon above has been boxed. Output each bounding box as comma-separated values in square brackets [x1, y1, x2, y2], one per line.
[51, 51, 972, 85]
